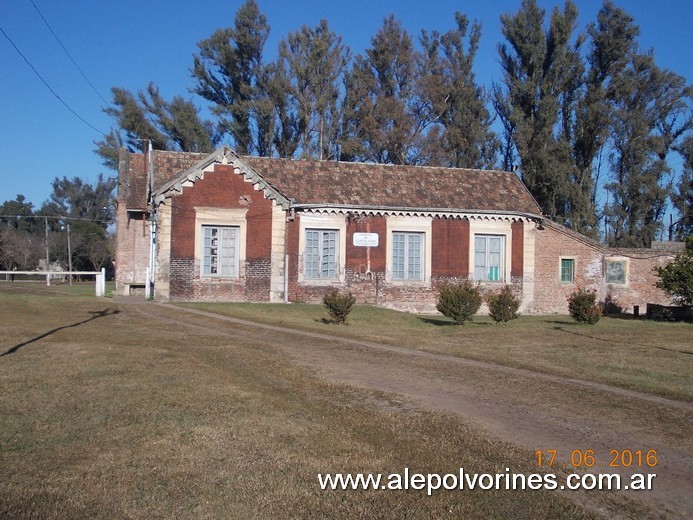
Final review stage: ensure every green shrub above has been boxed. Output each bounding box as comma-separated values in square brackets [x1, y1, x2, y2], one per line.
[567, 288, 602, 324]
[436, 280, 482, 324]
[655, 245, 693, 305]
[486, 285, 521, 323]
[323, 288, 356, 324]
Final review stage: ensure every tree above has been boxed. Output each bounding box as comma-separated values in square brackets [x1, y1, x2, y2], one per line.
[671, 136, 693, 240]
[418, 13, 499, 169]
[95, 84, 218, 169]
[341, 16, 423, 164]
[605, 53, 691, 247]
[42, 175, 116, 226]
[277, 20, 350, 159]
[655, 240, 693, 305]
[569, 2, 639, 237]
[192, 0, 270, 155]
[0, 225, 42, 270]
[0, 195, 38, 234]
[494, 0, 582, 220]
[0, 195, 42, 270]
[38, 176, 117, 271]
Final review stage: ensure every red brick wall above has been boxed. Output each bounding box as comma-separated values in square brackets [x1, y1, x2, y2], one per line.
[603, 249, 674, 312]
[533, 225, 674, 313]
[432, 218, 469, 277]
[114, 149, 151, 295]
[287, 214, 489, 312]
[168, 164, 275, 301]
[533, 226, 603, 313]
[511, 220, 524, 277]
[345, 215, 387, 273]
[114, 205, 151, 294]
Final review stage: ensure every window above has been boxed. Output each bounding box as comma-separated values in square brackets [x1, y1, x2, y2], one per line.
[474, 235, 504, 281]
[202, 225, 239, 277]
[606, 260, 626, 284]
[392, 232, 424, 281]
[305, 229, 339, 279]
[561, 258, 575, 283]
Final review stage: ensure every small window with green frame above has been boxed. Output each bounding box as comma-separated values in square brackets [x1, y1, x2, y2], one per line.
[560, 258, 575, 283]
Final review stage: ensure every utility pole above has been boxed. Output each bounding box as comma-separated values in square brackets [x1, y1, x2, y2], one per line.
[44, 216, 50, 286]
[67, 222, 72, 286]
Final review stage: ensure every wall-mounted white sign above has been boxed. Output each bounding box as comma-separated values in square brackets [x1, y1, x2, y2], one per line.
[353, 232, 379, 247]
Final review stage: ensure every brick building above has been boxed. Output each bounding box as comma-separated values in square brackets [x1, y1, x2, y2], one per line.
[115, 146, 675, 313]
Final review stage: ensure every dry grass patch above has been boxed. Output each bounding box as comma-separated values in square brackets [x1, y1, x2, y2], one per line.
[0, 288, 613, 519]
[183, 302, 693, 401]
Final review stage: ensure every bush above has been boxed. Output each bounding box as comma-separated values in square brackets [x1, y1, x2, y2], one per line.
[486, 285, 521, 323]
[567, 288, 602, 324]
[655, 245, 693, 305]
[323, 288, 356, 324]
[436, 280, 482, 324]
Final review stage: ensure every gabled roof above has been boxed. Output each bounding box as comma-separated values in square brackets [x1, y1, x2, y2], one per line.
[146, 146, 542, 217]
[243, 155, 541, 215]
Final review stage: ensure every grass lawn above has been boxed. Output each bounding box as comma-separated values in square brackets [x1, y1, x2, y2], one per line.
[0, 287, 609, 519]
[181, 302, 693, 401]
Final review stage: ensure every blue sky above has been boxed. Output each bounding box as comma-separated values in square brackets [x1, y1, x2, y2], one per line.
[1, 0, 691, 210]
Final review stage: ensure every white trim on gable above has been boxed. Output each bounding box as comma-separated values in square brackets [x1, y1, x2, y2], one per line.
[153, 147, 291, 209]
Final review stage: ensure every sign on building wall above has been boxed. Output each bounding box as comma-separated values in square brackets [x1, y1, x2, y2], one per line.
[353, 232, 379, 247]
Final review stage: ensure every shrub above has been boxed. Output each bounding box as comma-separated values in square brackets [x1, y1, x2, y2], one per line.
[567, 288, 602, 324]
[436, 280, 482, 324]
[655, 245, 693, 305]
[486, 285, 521, 323]
[323, 288, 356, 324]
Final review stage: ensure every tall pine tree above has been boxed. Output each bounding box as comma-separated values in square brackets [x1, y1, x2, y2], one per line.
[277, 20, 350, 160]
[192, 0, 270, 155]
[341, 16, 423, 164]
[494, 0, 581, 220]
[418, 13, 498, 169]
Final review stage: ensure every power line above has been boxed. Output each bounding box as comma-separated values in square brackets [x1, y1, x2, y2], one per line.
[30, 0, 109, 106]
[0, 25, 108, 137]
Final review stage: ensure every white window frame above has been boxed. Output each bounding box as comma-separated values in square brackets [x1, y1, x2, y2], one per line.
[474, 234, 505, 282]
[194, 207, 247, 279]
[386, 216, 432, 284]
[391, 231, 425, 281]
[560, 256, 577, 284]
[298, 213, 346, 284]
[202, 225, 240, 277]
[468, 220, 511, 283]
[304, 228, 339, 279]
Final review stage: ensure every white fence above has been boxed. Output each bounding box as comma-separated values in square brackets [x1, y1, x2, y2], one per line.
[0, 268, 106, 296]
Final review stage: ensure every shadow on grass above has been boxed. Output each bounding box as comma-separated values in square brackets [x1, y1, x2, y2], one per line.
[316, 317, 344, 325]
[552, 325, 693, 355]
[418, 317, 490, 326]
[418, 316, 455, 326]
[602, 312, 644, 321]
[543, 319, 575, 325]
[0, 308, 120, 357]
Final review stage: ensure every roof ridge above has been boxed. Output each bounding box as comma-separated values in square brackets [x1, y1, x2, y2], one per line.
[241, 155, 513, 175]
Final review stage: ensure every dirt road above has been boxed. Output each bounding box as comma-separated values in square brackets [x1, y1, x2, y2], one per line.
[134, 302, 692, 519]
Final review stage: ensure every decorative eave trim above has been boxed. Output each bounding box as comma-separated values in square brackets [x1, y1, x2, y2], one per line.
[152, 146, 291, 210]
[293, 204, 542, 222]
